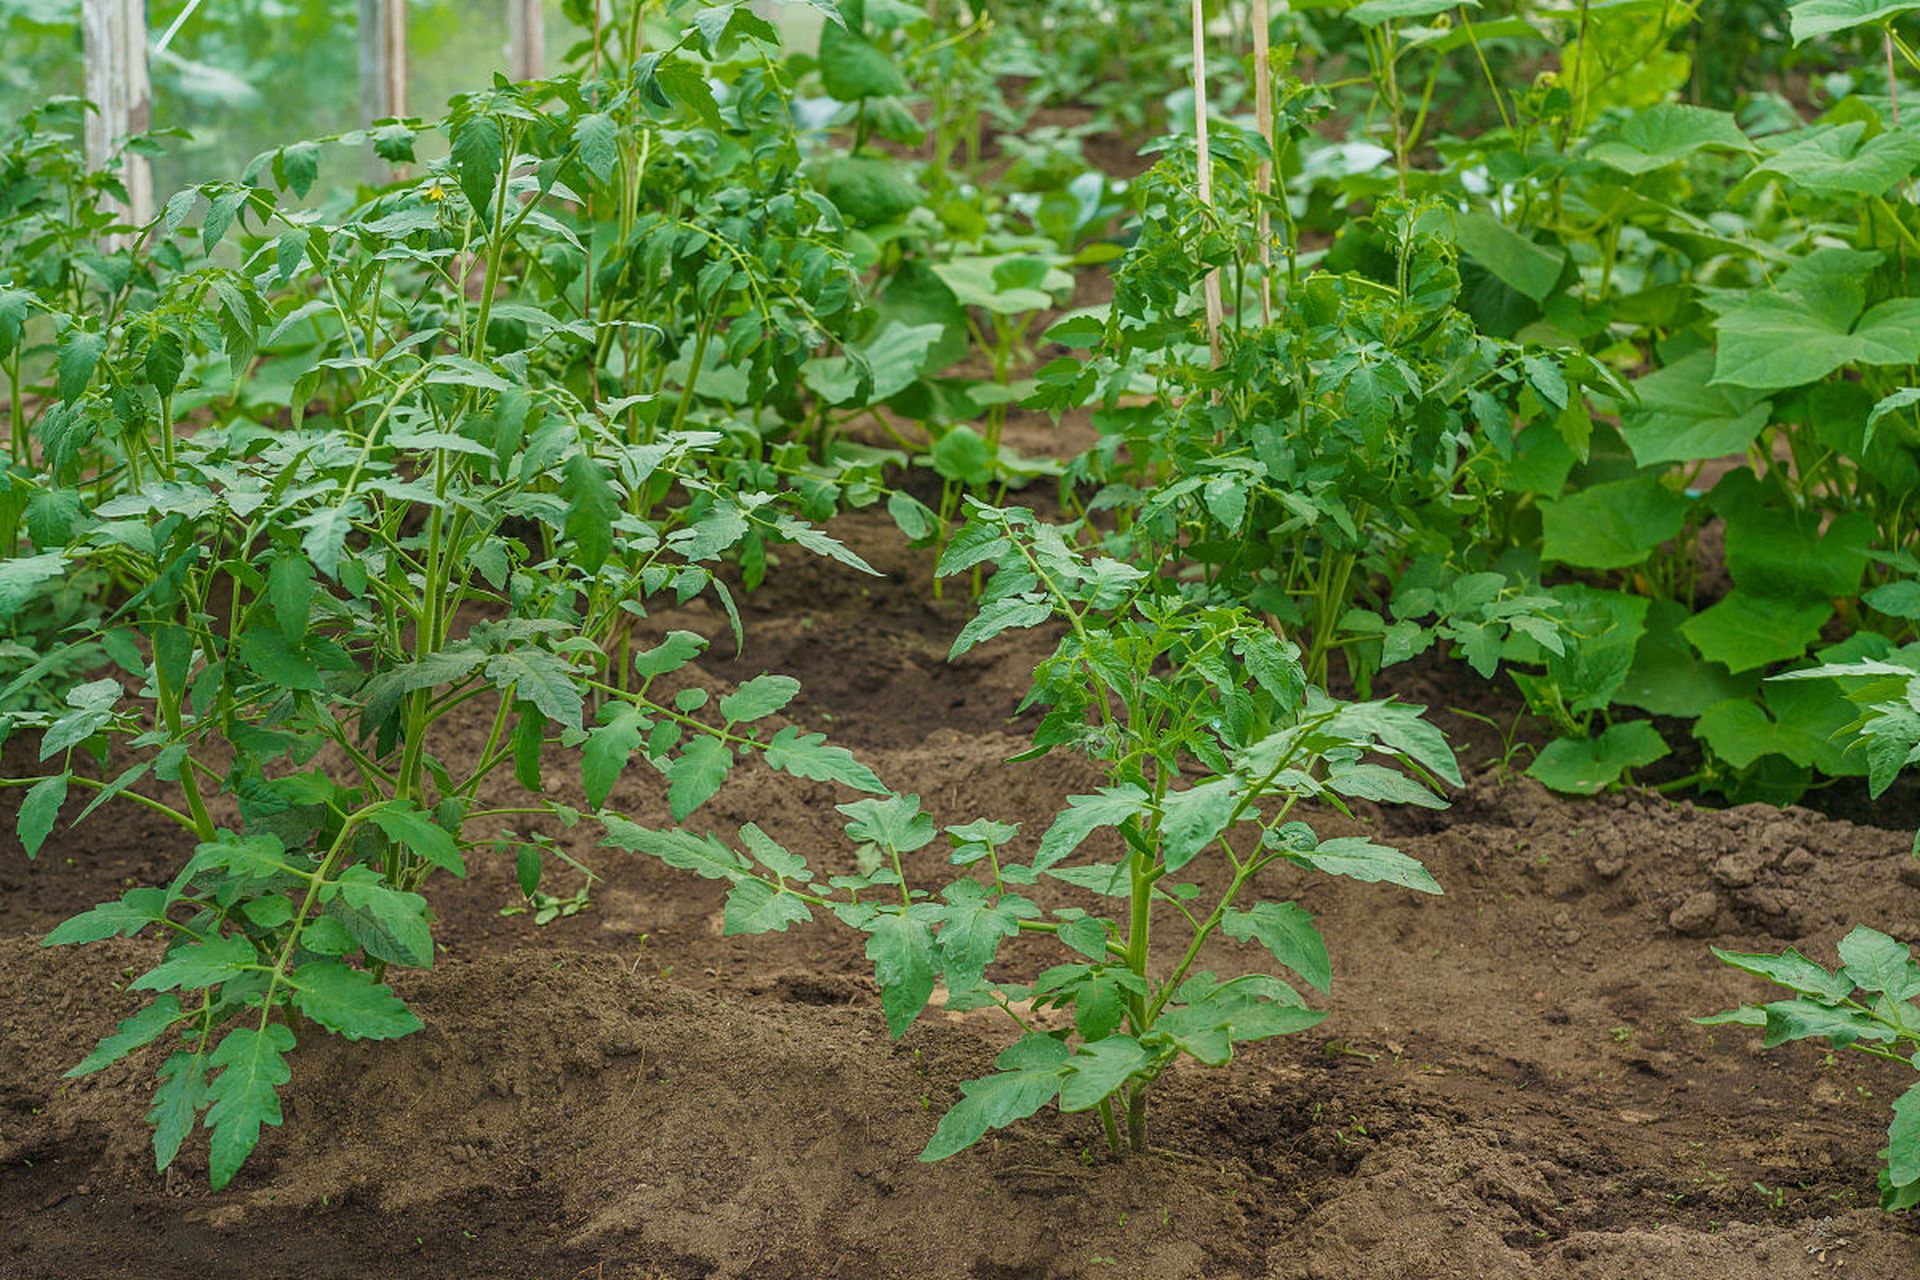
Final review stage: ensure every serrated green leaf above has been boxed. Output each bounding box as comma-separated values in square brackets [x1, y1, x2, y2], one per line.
[935, 880, 1036, 990]
[43, 888, 172, 945]
[450, 113, 504, 224]
[666, 734, 733, 820]
[1221, 902, 1331, 993]
[17, 772, 67, 859]
[1034, 786, 1148, 873]
[1158, 777, 1240, 872]
[484, 648, 583, 729]
[1837, 925, 1920, 999]
[866, 911, 938, 1038]
[1291, 836, 1441, 894]
[1058, 1035, 1151, 1113]
[56, 329, 104, 403]
[720, 673, 801, 723]
[149, 1050, 207, 1172]
[765, 725, 888, 792]
[68, 996, 188, 1077]
[723, 878, 814, 935]
[204, 1023, 295, 1189]
[919, 1034, 1068, 1160]
[583, 703, 647, 810]
[332, 867, 434, 968]
[572, 112, 619, 182]
[289, 962, 423, 1040]
[602, 815, 751, 879]
[562, 452, 617, 575]
[1889, 1081, 1920, 1189]
[130, 934, 257, 993]
[366, 801, 465, 877]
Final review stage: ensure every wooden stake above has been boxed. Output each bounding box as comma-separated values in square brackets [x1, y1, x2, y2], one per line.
[509, 0, 546, 82]
[1191, 0, 1223, 366]
[1253, 0, 1274, 324]
[81, 0, 153, 239]
[358, 0, 408, 123]
[358, 0, 407, 182]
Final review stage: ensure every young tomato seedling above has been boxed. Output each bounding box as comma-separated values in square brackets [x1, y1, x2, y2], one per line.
[1701, 927, 1920, 1210]
[613, 501, 1454, 1158]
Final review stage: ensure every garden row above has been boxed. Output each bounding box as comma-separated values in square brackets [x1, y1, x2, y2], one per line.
[4, 0, 1920, 1229]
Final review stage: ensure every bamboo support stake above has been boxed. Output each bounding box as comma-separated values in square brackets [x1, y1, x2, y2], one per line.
[509, 0, 546, 81]
[1191, 0, 1223, 366]
[81, 0, 153, 240]
[1253, 0, 1273, 324]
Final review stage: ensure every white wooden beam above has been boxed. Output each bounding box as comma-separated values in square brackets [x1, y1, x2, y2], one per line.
[81, 0, 153, 235]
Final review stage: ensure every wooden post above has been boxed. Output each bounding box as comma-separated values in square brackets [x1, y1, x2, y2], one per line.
[1191, 0, 1223, 365]
[508, 0, 546, 82]
[359, 0, 406, 182]
[81, 0, 153, 236]
[1253, 0, 1273, 324]
[358, 0, 407, 123]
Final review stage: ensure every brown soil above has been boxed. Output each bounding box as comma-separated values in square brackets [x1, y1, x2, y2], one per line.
[5, 503, 1920, 1279]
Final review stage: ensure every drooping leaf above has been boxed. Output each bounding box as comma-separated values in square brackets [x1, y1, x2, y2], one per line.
[203, 1023, 295, 1189]
[865, 911, 938, 1038]
[562, 452, 618, 575]
[666, 734, 734, 820]
[582, 703, 648, 810]
[1220, 901, 1332, 993]
[17, 772, 67, 859]
[68, 996, 188, 1077]
[1058, 1035, 1152, 1113]
[365, 801, 465, 877]
[723, 878, 814, 935]
[1289, 836, 1442, 894]
[919, 1034, 1069, 1160]
[1033, 786, 1149, 873]
[1158, 777, 1241, 872]
[149, 1051, 208, 1172]
[289, 962, 423, 1040]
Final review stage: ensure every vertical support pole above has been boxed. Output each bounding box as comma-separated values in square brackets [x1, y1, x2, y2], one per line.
[1191, 0, 1223, 367]
[358, 0, 408, 123]
[508, 0, 546, 82]
[81, 0, 153, 237]
[359, 0, 407, 182]
[1253, 0, 1273, 324]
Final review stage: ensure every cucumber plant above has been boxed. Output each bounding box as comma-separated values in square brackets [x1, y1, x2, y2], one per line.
[611, 501, 1453, 1157]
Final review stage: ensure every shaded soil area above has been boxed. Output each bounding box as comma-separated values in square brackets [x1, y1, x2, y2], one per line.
[5, 502, 1920, 1279]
